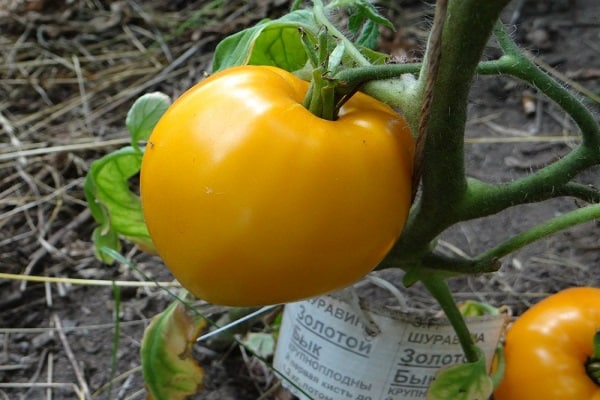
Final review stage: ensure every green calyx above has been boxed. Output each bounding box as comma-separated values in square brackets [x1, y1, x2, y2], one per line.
[585, 330, 600, 386]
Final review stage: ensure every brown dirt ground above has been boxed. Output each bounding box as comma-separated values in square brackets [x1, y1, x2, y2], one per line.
[0, 0, 599, 399]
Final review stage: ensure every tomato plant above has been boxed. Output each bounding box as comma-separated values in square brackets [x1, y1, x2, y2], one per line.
[140, 65, 414, 306]
[82, 0, 600, 398]
[495, 287, 600, 400]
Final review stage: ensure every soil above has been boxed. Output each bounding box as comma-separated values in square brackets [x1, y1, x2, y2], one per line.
[0, 1, 599, 399]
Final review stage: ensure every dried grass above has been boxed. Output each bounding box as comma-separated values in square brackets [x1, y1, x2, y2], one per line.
[0, 1, 286, 398]
[0, 0, 598, 398]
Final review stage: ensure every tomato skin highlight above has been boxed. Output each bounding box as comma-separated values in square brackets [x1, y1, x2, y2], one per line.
[494, 287, 600, 400]
[140, 65, 414, 306]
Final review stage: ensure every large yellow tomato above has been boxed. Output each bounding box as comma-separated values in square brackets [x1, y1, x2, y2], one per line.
[494, 287, 600, 400]
[140, 65, 414, 306]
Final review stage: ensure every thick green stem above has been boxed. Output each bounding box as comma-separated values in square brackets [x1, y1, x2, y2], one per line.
[412, 0, 448, 194]
[421, 273, 479, 363]
[390, 0, 511, 259]
[414, 202, 600, 275]
[335, 63, 422, 83]
[385, 16, 600, 271]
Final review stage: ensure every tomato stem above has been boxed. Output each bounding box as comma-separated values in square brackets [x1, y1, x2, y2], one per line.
[585, 330, 600, 386]
[488, 22, 600, 149]
[384, 14, 600, 277]
[420, 272, 479, 363]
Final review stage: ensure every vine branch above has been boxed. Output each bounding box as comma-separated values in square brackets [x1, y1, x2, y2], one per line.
[412, 0, 448, 195]
[420, 273, 479, 363]
[390, 0, 512, 259]
[474, 202, 600, 269]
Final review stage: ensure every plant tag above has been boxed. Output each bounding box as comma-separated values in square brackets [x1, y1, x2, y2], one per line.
[273, 295, 507, 400]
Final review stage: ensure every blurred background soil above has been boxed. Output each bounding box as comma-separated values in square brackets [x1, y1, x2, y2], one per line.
[0, 0, 599, 399]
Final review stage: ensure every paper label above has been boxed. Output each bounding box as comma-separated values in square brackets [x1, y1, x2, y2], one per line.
[273, 295, 507, 400]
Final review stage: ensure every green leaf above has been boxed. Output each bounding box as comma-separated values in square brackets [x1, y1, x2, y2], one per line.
[142, 301, 206, 400]
[247, 23, 311, 71]
[356, 0, 394, 31]
[348, 11, 365, 36]
[356, 19, 380, 49]
[212, 10, 318, 72]
[427, 348, 493, 400]
[84, 146, 154, 262]
[242, 332, 276, 359]
[358, 45, 390, 65]
[85, 92, 168, 262]
[91, 226, 120, 264]
[459, 300, 501, 317]
[125, 92, 170, 152]
[331, 0, 394, 49]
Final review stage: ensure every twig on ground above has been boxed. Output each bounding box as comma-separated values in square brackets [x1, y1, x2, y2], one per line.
[20, 208, 91, 290]
[46, 352, 54, 400]
[52, 313, 92, 400]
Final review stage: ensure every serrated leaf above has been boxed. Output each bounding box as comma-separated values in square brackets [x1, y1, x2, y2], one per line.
[142, 302, 206, 400]
[427, 349, 493, 400]
[356, 0, 394, 31]
[125, 92, 170, 152]
[347, 12, 365, 36]
[212, 10, 318, 72]
[356, 19, 380, 49]
[331, 0, 394, 49]
[84, 146, 155, 262]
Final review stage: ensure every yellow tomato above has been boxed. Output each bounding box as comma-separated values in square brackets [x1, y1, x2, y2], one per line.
[140, 65, 414, 306]
[495, 287, 600, 400]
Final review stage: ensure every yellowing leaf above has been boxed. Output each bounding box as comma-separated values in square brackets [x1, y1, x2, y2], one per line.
[458, 300, 501, 317]
[141, 301, 206, 400]
[242, 332, 276, 359]
[426, 348, 493, 400]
